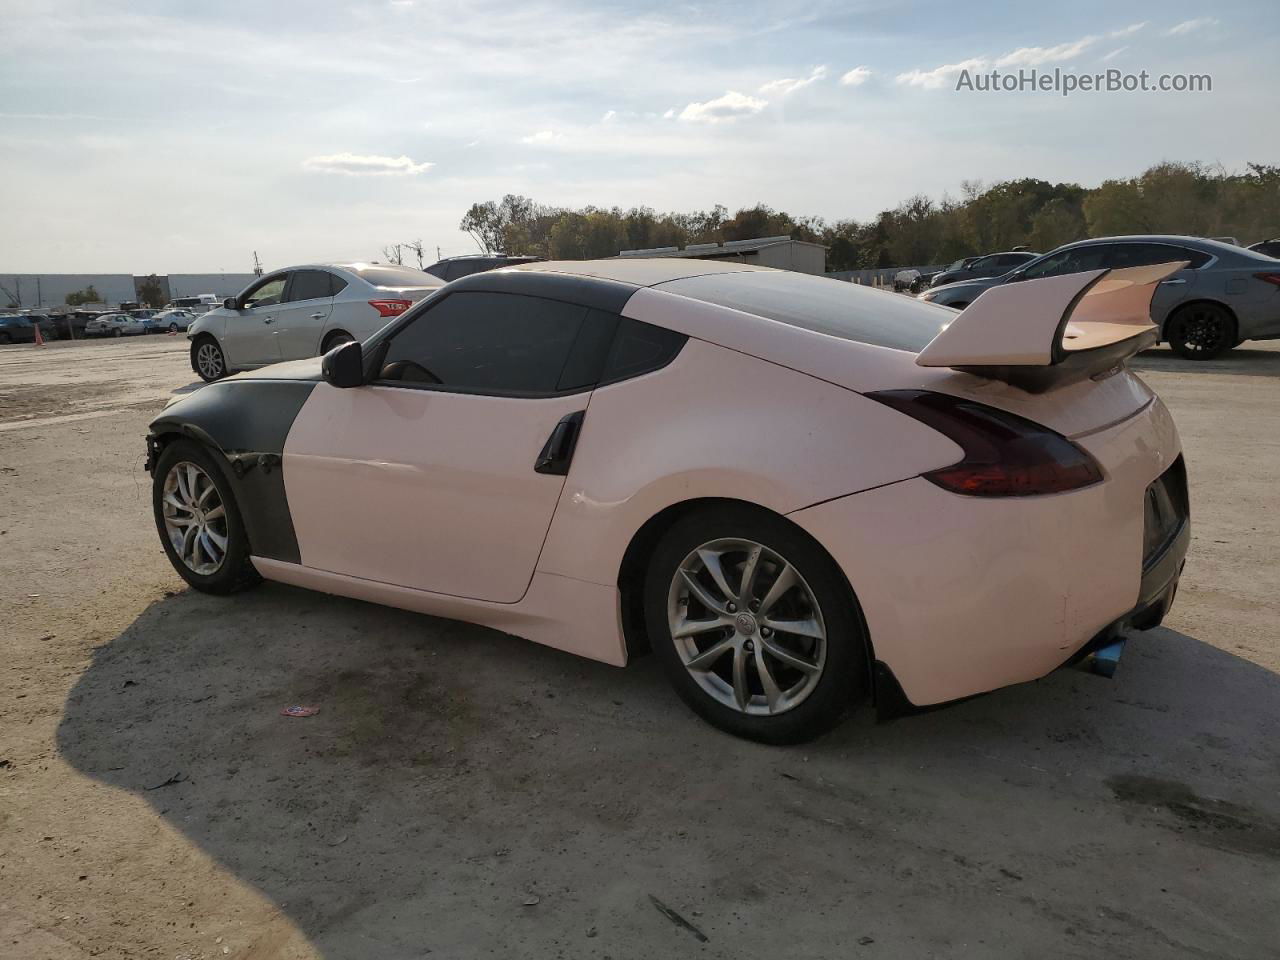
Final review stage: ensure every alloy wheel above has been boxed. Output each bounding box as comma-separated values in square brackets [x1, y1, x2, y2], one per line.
[196, 341, 224, 379]
[667, 538, 827, 716]
[1172, 307, 1228, 356]
[161, 461, 228, 575]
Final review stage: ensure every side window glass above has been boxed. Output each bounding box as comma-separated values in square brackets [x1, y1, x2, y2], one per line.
[285, 270, 333, 302]
[601, 318, 687, 384]
[242, 275, 288, 308]
[329, 273, 349, 296]
[378, 292, 587, 394]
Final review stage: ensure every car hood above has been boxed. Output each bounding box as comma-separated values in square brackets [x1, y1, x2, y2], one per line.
[227, 357, 325, 382]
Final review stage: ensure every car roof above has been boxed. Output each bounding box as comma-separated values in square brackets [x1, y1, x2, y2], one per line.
[506, 257, 769, 287]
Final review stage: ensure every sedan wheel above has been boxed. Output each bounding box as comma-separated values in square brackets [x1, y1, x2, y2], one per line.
[161, 461, 229, 575]
[168, 322, 179, 333]
[113, 327, 123, 338]
[668, 538, 827, 717]
[1167, 304, 1235, 360]
[193, 338, 227, 381]
[645, 505, 867, 744]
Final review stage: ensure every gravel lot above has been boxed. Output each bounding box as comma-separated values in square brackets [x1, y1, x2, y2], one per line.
[1, 335, 1278, 959]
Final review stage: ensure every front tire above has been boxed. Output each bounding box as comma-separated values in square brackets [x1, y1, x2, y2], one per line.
[643, 505, 868, 744]
[113, 327, 123, 338]
[1166, 303, 1236, 360]
[152, 440, 261, 595]
[192, 335, 228, 382]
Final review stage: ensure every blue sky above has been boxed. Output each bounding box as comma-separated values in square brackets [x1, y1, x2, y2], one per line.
[1, 0, 1275, 272]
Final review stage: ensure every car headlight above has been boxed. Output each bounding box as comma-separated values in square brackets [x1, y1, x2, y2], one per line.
[918, 291, 939, 302]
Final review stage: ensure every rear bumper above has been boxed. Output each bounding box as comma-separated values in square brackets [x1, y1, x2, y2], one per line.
[790, 396, 1186, 707]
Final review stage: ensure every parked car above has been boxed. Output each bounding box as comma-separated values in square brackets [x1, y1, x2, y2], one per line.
[892, 269, 922, 293]
[187, 263, 443, 382]
[920, 235, 1280, 359]
[150, 308, 198, 333]
[0, 313, 54, 343]
[146, 258, 1188, 743]
[1248, 238, 1280, 259]
[425, 254, 543, 282]
[43, 310, 97, 339]
[929, 251, 1040, 288]
[170, 294, 223, 315]
[85, 312, 148, 337]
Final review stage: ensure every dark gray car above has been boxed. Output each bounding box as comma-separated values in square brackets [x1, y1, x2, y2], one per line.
[425, 254, 543, 282]
[928, 251, 1039, 288]
[920, 236, 1280, 359]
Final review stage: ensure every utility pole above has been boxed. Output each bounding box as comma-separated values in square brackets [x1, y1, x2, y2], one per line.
[253, 251, 263, 277]
[436, 245, 441, 261]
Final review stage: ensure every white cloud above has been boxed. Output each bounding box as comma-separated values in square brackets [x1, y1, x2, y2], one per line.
[678, 90, 768, 123]
[301, 153, 433, 175]
[1101, 46, 1128, 62]
[839, 66, 872, 87]
[899, 23, 1142, 89]
[995, 35, 1097, 68]
[520, 129, 561, 144]
[897, 57, 989, 89]
[758, 65, 827, 97]
[662, 108, 676, 119]
[1110, 22, 1146, 38]
[601, 109, 617, 122]
[1166, 17, 1218, 36]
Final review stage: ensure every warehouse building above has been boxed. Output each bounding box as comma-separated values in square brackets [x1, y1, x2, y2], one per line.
[0, 272, 258, 309]
[618, 235, 827, 275]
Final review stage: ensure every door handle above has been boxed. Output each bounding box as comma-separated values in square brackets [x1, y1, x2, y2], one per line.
[309, 312, 325, 319]
[1160, 278, 1186, 285]
[262, 316, 275, 324]
[535, 411, 585, 475]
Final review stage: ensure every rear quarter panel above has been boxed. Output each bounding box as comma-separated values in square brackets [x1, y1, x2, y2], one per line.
[535, 337, 963, 586]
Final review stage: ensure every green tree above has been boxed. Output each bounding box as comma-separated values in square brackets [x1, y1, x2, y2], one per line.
[138, 275, 165, 308]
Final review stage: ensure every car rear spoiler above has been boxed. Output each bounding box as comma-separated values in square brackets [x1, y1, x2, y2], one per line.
[916, 261, 1187, 392]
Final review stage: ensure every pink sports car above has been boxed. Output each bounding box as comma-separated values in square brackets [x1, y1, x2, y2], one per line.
[146, 259, 1189, 743]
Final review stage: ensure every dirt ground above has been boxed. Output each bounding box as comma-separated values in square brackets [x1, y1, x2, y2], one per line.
[1, 335, 1278, 959]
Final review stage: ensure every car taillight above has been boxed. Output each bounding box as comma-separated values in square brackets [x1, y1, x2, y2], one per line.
[866, 389, 1104, 497]
[369, 298, 412, 317]
[1255, 273, 1280, 288]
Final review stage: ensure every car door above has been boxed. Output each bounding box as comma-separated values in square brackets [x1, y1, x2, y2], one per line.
[272, 269, 336, 360]
[221, 273, 289, 368]
[282, 291, 615, 602]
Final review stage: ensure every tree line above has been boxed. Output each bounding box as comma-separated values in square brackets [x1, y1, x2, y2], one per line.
[449, 162, 1279, 271]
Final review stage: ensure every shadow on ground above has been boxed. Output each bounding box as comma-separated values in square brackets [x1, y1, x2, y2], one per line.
[58, 585, 1280, 958]
[1134, 345, 1280, 378]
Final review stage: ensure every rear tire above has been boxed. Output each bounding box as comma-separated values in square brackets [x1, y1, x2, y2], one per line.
[0, 332, 11, 344]
[643, 504, 868, 744]
[152, 439, 261, 595]
[113, 327, 123, 338]
[1166, 303, 1236, 360]
[192, 335, 228, 382]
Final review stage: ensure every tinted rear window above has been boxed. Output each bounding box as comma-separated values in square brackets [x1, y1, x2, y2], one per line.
[658, 271, 951, 353]
[352, 265, 440, 288]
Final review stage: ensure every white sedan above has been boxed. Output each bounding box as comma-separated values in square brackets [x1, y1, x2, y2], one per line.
[85, 313, 148, 337]
[187, 263, 442, 382]
[151, 309, 198, 333]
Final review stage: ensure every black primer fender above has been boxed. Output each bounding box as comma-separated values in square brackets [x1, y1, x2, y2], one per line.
[146, 379, 319, 563]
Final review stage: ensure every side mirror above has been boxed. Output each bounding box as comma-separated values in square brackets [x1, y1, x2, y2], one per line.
[222, 297, 238, 310]
[322, 339, 364, 388]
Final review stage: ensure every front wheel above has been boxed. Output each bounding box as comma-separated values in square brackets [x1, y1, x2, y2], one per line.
[192, 336, 228, 382]
[152, 440, 261, 594]
[113, 327, 123, 338]
[644, 505, 868, 744]
[1166, 303, 1235, 360]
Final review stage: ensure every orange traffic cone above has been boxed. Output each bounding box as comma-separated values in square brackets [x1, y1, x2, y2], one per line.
[33, 321, 45, 347]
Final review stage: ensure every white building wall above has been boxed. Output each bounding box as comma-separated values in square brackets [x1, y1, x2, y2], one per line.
[0, 273, 136, 308]
[167, 274, 258, 298]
